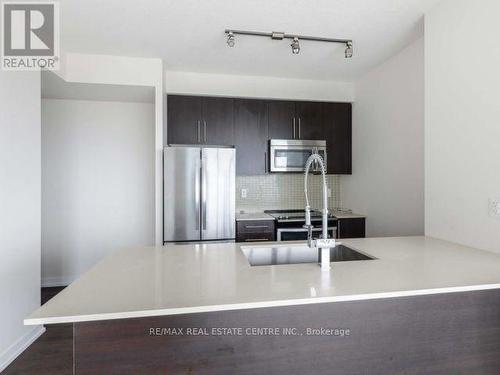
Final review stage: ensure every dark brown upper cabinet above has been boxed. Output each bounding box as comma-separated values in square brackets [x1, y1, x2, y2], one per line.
[166, 95, 352, 176]
[167, 95, 234, 146]
[202, 97, 234, 146]
[233, 99, 269, 175]
[268, 100, 323, 140]
[167, 95, 202, 145]
[268, 101, 295, 139]
[295, 101, 324, 140]
[323, 102, 352, 174]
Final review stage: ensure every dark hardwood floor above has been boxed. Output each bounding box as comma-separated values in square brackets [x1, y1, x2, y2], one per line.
[4, 287, 73, 375]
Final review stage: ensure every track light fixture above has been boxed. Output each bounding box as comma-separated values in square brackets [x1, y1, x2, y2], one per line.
[345, 41, 353, 58]
[224, 29, 353, 58]
[227, 31, 235, 47]
[291, 37, 300, 54]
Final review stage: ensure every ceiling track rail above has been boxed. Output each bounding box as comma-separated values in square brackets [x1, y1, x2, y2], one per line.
[224, 29, 352, 45]
[224, 29, 353, 57]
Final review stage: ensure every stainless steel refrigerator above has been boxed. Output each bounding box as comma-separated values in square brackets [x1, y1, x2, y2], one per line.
[163, 146, 235, 243]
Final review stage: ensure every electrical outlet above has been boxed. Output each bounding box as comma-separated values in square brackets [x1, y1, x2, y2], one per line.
[489, 198, 500, 218]
[327, 188, 332, 198]
[241, 189, 248, 199]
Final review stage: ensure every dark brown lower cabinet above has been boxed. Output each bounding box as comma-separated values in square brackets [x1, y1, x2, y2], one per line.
[236, 220, 275, 242]
[337, 217, 365, 238]
[74, 289, 500, 374]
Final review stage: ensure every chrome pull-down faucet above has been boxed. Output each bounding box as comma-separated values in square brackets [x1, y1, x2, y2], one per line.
[303, 153, 336, 270]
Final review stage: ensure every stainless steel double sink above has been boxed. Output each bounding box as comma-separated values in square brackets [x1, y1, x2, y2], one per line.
[241, 243, 374, 266]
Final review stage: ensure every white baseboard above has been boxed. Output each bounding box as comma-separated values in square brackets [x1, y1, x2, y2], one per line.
[0, 326, 46, 372]
[42, 276, 73, 287]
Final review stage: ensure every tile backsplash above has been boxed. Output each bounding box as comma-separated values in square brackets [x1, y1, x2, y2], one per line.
[236, 174, 341, 213]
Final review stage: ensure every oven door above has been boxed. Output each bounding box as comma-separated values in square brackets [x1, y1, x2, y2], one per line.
[269, 141, 327, 173]
[277, 227, 337, 242]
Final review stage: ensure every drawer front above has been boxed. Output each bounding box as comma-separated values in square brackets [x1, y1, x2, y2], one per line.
[236, 232, 275, 243]
[236, 220, 275, 234]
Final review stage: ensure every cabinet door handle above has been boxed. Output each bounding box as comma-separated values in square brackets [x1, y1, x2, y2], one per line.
[197, 120, 201, 143]
[244, 238, 269, 242]
[244, 225, 269, 229]
[298, 118, 301, 139]
[264, 151, 267, 173]
[292, 117, 296, 139]
[203, 120, 207, 143]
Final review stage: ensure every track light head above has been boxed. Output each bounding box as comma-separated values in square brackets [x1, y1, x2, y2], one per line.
[291, 37, 300, 55]
[227, 31, 235, 47]
[345, 41, 353, 58]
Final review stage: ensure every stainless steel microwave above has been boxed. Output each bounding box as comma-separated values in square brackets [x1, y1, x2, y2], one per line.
[269, 139, 327, 173]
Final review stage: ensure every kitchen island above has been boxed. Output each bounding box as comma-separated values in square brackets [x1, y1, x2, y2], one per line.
[26, 237, 500, 374]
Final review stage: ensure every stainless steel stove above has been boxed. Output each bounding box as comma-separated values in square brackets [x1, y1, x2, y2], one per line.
[264, 209, 338, 241]
[265, 209, 335, 222]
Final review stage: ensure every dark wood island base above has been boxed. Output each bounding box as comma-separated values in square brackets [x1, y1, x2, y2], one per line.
[74, 289, 500, 374]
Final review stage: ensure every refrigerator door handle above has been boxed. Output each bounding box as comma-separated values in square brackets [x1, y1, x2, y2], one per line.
[203, 120, 207, 143]
[201, 156, 207, 230]
[195, 157, 200, 229]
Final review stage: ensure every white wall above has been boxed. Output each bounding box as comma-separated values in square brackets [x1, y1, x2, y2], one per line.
[61, 53, 163, 87]
[42, 99, 155, 286]
[165, 71, 355, 102]
[57, 53, 164, 246]
[425, 0, 500, 252]
[0, 71, 43, 371]
[341, 38, 424, 237]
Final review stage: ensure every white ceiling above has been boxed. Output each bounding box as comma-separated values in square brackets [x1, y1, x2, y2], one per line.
[41, 71, 155, 103]
[58, 0, 441, 81]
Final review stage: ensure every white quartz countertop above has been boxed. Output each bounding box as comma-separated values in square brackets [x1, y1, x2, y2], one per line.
[25, 237, 500, 325]
[331, 210, 366, 219]
[235, 211, 366, 220]
[235, 212, 274, 221]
